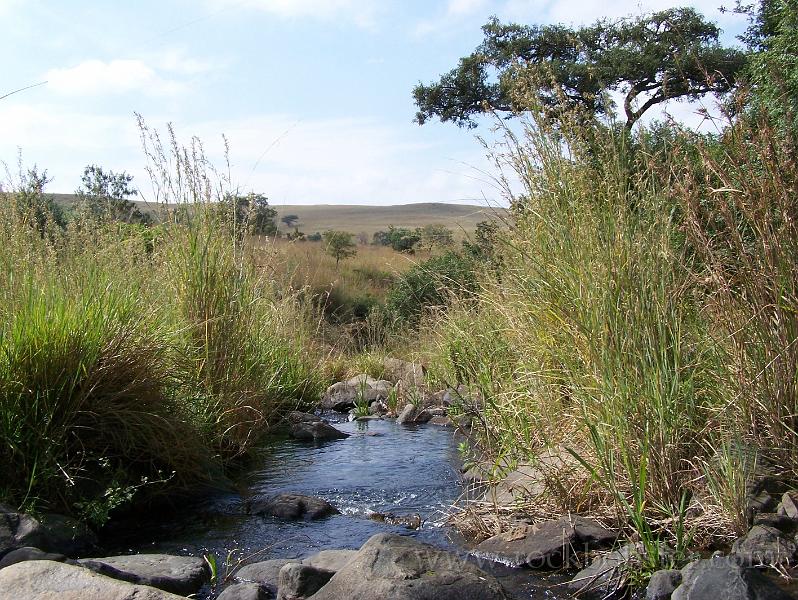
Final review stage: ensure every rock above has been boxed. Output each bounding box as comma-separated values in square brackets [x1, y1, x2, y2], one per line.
[368, 512, 423, 530]
[672, 555, 793, 599]
[429, 415, 453, 427]
[250, 494, 339, 521]
[568, 543, 640, 596]
[237, 559, 300, 592]
[780, 491, 798, 520]
[290, 421, 349, 442]
[308, 533, 507, 600]
[288, 411, 321, 424]
[38, 513, 98, 556]
[0, 546, 70, 570]
[647, 569, 683, 600]
[369, 400, 388, 415]
[78, 553, 209, 596]
[0, 505, 47, 557]
[747, 491, 777, 521]
[0, 559, 185, 600]
[217, 582, 271, 600]
[396, 404, 415, 424]
[752, 513, 797, 533]
[382, 358, 426, 388]
[277, 563, 334, 600]
[320, 382, 358, 412]
[475, 516, 616, 568]
[302, 550, 356, 572]
[731, 525, 797, 567]
[345, 374, 379, 388]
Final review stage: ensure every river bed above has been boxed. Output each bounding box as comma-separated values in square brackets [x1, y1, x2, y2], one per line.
[107, 415, 572, 599]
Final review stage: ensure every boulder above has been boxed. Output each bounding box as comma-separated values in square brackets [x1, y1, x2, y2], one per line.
[302, 550, 356, 572]
[217, 582, 271, 600]
[307, 533, 507, 600]
[731, 525, 797, 567]
[290, 421, 349, 442]
[0, 505, 47, 557]
[396, 405, 433, 425]
[237, 559, 301, 592]
[568, 543, 640, 596]
[779, 491, 798, 520]
[78, 553, 209, 596]
[320, 382, 359, 412]
[752, 513, 797, 533]
[38, 513, 98, 556]
[0, 559, 185, 600]
[475, 516, 616, 568]
[647, 569, 683, 600]
[429, 415, 454, 427]
[288, 412, 322, 424]
[250, 494, 339, 521]
[672, 555, 793, 600]
[382, 358, 426, 388]
[369, 400, 388, 415]
[0, 546, 70, 570]
[277, 563, 334, 600]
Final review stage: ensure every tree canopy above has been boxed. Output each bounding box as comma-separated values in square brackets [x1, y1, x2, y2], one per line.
[413, 8, 747, 130]
[323, 230, 357, 265]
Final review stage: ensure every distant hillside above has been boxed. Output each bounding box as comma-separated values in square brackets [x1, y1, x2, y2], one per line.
[49, 195, 506, 237]
[272, 203, 506, 237]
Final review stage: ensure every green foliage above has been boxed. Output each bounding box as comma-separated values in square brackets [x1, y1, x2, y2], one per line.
[323, 230, 357, 265]
[372, 230, 391, 246]
[307, 231, 322, 242]
[386, 226, 421, 253]
[281, 214, 299, 227]
[419, 224, 454, 252]
[233, 193, 277, 236]
[385, 250, 478, 325]
[413, 8, 746, 129]
[10, 166, 66, 234]
[76, 164, 149, 224]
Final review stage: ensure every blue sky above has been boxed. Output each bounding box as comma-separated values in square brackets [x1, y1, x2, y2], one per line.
[1, 0, 747, 206]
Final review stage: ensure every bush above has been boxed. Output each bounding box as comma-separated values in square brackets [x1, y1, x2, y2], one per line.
[385, 250, 478, 325]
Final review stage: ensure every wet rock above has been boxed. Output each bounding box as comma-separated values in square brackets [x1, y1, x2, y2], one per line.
[302, 550, 356, 572]
[369, 400, 388, 415]
[308, 533, 507, 600]
[672, 555, 792, 600]
[429, 415, 453, 427]
[277, 563, 334, 600]
[237, 559, 300, 592]
[289, 421, 349, 442]
[752, 513, 797, 533]
[475, 516, 616, 568]
[288, 411, 322, 424]
[78, 553, 209, 596]
[647, 569, 683, 600]
[0, 559, 185, 600]
[396, 405, 433, 425]
[250, 494, 339, 521]
[0, 546, 70, 570]
[369, 512, 423, 530]
[217, 582, 271, 600]
[731, 525, 797, 567]
[320, 382, 359, 412]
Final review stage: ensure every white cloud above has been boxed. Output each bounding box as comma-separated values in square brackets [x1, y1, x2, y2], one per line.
[447, 0, 489, 17]
[210, 0, 381, 28]
[44, 59, 185, 97]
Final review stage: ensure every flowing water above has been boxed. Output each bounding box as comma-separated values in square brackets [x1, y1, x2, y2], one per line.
[108, 415, 571, 599]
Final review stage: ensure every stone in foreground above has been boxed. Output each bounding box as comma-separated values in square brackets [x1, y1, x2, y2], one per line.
[474, 516, 616, 568]
[672, 556, 793, 600]
[0, 560, 184, 600]
[646, 569, 683, 600]
[217, 582, 271, 600]
[237, 558, 301, 592]
[250, 494, 340, 521]
[277, 563, 334, 600]
[78, 553, 208, 596]
[308, 533, 507, 600]
[731, 525, 798, 567]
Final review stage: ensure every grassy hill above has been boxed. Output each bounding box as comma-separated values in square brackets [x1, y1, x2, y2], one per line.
[50, 194, 506, 237]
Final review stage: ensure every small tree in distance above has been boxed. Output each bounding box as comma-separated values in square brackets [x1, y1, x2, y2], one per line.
[281, 214, 299, 228]
[323, 230, 357, 266]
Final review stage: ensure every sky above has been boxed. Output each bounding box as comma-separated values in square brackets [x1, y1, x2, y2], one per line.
[0, 0, 748, 207]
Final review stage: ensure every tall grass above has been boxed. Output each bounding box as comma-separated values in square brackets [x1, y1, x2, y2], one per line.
[432, 106, 798, 551]
[0, 123, 325, 521]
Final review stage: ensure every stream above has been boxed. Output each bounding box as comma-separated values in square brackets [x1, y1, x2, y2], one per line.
[107, 414, 571, 599]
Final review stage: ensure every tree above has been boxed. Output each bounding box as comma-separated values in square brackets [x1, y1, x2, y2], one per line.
[281, 214, 299, 228]
[372, 230, 391, 246]
[420, 224, 454, 252]
[233, 193, 277, 236]
[386, 226, 421, 253]
[413, 8, 747, 130]
[323, 230, 357, 265]
[14, 166, 66, 235]
[76, 165, 148, 223]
